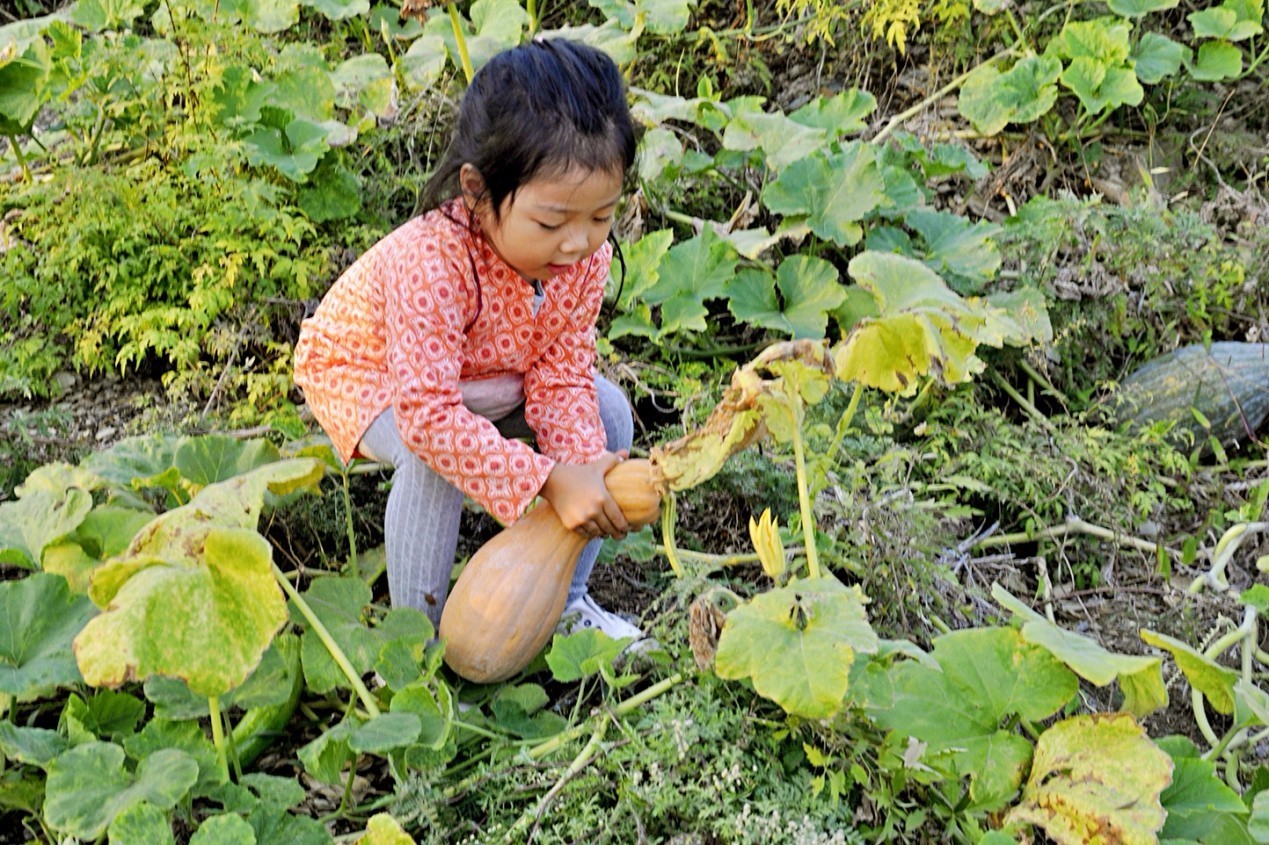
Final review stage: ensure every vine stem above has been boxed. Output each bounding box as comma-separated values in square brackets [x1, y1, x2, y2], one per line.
[509, 714, 610, 842]
[436, 673, 686, 804]
[872, 49, 1016, 145]
[208, 696, 230, 783]
[6, 136, 31, 183]
[973, 514, 1171, 559]
[272, 564, 381, 718]
[823, 382, 864, 468]
[790, 405, 821, 580]
[447, 4, 475, 85]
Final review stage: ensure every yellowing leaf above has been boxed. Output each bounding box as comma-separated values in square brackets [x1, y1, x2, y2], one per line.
[993, 584, 1167, 719]
[356, 813, 415, 844]
[651, 340, 833, 491]
[1005, 713, 1171, 845]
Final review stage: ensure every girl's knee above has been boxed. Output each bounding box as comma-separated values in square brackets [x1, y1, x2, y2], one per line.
[596, 376, 634, 452]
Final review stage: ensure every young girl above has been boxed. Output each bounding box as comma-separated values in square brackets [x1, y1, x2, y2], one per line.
[293, 38, 643, 645]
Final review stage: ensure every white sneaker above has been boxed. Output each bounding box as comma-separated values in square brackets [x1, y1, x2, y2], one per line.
[557, 594, 645, 643]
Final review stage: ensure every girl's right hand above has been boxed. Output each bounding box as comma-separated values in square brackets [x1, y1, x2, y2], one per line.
[539, 452, 630, 540]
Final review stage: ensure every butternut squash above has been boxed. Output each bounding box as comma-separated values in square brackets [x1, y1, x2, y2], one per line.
[440, 458, 663, 683]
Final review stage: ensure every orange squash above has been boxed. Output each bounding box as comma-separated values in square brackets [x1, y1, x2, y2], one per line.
[439, 458, 663, 683]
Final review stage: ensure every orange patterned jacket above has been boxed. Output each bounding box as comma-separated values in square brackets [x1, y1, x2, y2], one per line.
[293, 200, 611, 525]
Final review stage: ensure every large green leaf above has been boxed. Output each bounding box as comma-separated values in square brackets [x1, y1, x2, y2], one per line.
[44, 743, 197, 840]
[904, 208, 1002, 287]
[1141, 629, 1237, 714]
[243, 117, 329, 181]
[1060, 57, 1144, 114]
[1049, 17, 1133, 64]
[642, 228, 739, 336]
[1190, 40, 1244, 80]
[993, 584, 1166, 718]
[956, 55, 1062, 135]
[1005, 714, 1171, 845]
[0, 37, 52, 136]
[727, 255, 845, 339]
[174, 435, 281, 489]
[722, 109, 827, 172]
[0, 487, 93, 568]
[292, 576, 382, 694]
[1160, 754, 1249, 842]
[1108, 0, 1179, 15]
[1133, 32, 1192, 83]
[1189, 0, 1263, 41]
[870, 627, 1078, 807]
[788, 90, 875, 136]
[761, 142, 887, 246]
[0, 573, 96, 698]
[714, 576, 878, 720]
[108, 801, 176, 845]
[107, 459, 324, 575]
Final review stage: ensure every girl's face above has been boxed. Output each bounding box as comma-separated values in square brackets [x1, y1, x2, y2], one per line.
[465, 163, 623, 282]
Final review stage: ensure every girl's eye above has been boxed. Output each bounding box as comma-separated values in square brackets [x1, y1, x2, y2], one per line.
[593, 216, 613, 224]
[537, 221, 562, 231]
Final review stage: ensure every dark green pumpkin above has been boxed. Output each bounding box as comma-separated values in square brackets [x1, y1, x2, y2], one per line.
[1112, 342, 1269, 449]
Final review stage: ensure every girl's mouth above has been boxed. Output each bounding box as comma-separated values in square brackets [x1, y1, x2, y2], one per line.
[545, 263, 572, 274]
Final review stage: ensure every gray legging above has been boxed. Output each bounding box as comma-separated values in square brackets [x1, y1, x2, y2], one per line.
[358, 374, 634, 628]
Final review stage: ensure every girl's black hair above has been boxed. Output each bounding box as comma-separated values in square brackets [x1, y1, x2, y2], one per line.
[418, 38, 637, 325]
[418, 38, 637, 218]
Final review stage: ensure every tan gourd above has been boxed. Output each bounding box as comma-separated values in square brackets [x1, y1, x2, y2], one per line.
[439, 458, 663, 683]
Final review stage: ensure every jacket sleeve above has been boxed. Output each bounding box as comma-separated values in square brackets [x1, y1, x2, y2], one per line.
[522, 246, 611, 466]
[383, 232, 554, 524]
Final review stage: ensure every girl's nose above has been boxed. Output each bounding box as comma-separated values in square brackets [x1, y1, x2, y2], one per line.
[561, 222, 594, 254]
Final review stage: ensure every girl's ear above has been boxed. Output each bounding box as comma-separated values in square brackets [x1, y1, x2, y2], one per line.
[459, 164, 486, 211]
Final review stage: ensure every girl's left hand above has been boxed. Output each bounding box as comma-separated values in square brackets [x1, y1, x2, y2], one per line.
[539, 451, 630, 540]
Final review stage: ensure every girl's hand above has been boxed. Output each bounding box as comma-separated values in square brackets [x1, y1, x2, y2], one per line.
[539, 451, 630, 540]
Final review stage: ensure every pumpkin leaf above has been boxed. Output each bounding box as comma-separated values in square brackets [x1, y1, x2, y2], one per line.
[788, 89, 875, 135]
[714, 576, 878, 720]
[355, 813, 414, 845]
[869, 627, 1078, 808]
[1159, 754, 1249, 842]
[1108, 0, 1178, 15]
[726, 255, 845, 339]
[833, 252, 1003, 393]
[761, 142, 887, 246]
[190, 813, 257, 844]
[993, 584, 1166, 718]
[74, 528, 287, 697]
[292, 576, 381, 694]
[0, 722, 69, 768]
[1005, 714, 1171, 844]
[1133, 32, 1191, 83]
[174, 436, 282, 489]
[108, 801, 176, 845]
[44, 743, 197, 840]
[0, 572, 96, 698]
[1141, 629, 1237, 714]
[642, 228, 738, 336]
[0, 487, 93, 568]
[957, 56, 1062, 135]
[1190, 39, 1244, 80]
[546, 628, 630, 682]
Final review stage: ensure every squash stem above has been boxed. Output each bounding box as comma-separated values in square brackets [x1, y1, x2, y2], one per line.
[208, 696, 230, 784]
[273, 564, 382, 718]
[660, 492, 685, 577]
[823, 382, 864, 468]
[790, 408, 821, 581]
